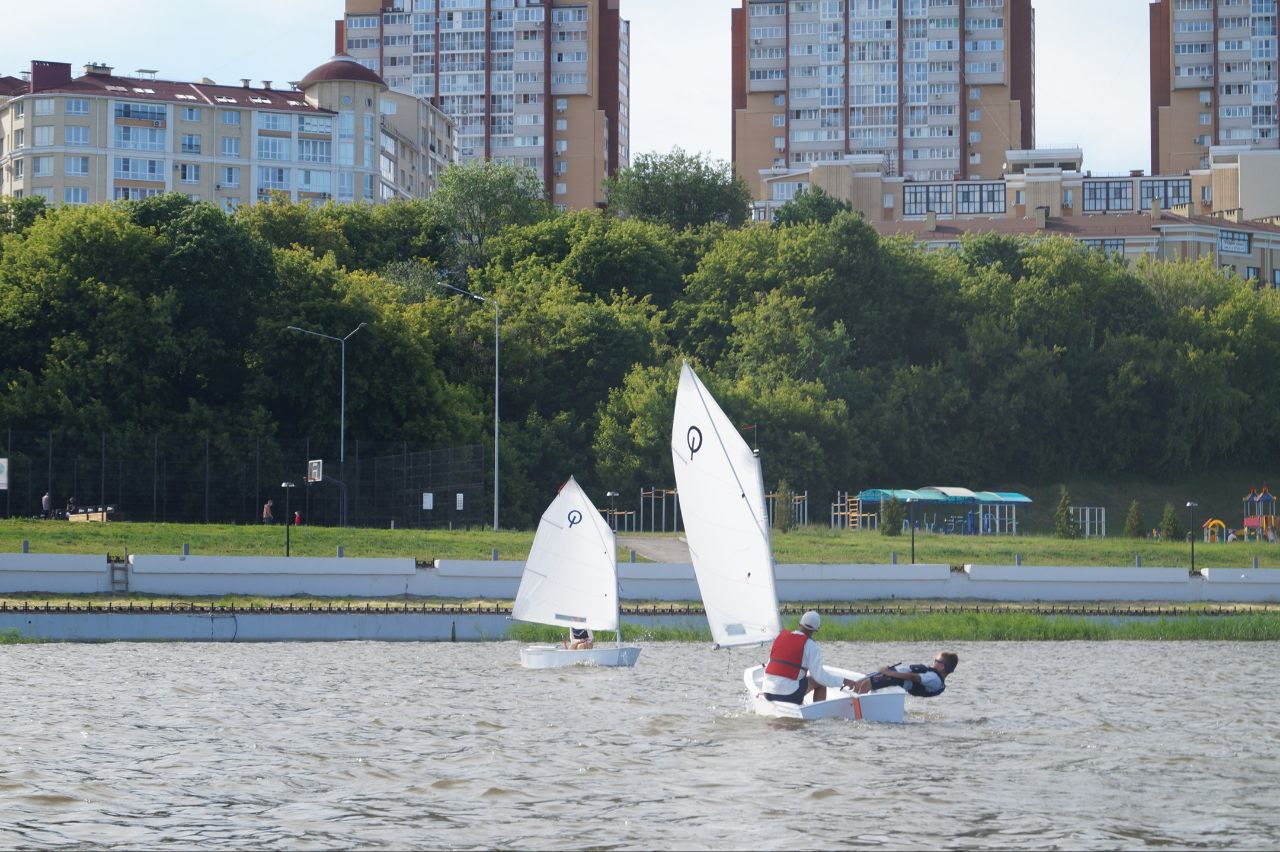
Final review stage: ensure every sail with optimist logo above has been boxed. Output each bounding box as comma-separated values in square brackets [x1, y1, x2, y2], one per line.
[512, 475, 619, 633]
[670, 362, 781, 648]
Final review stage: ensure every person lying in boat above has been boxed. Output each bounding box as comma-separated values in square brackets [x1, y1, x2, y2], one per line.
[564, 627, 594, 650]
[852, 652, 959, 698]
[761, 611, 859, 704]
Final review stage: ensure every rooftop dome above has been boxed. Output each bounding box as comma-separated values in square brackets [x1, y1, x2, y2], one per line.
[298, 55, 386, 90]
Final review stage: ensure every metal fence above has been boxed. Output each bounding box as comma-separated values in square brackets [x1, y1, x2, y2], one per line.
[0, 429, 487, 529]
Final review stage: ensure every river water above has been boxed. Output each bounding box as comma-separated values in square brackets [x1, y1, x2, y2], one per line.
[2, 640, 1277, 850]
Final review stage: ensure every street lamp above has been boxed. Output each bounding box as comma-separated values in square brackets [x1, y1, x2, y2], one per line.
[282, 481, 296, 557]
[908, 498, 916, 564]
[606, 490, 619, 531]
[437, 279, 501, 532]
[286, 322, 367, 466]
[1187, 500, 1199, 573]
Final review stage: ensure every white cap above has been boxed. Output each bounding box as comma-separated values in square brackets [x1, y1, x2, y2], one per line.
[799, 611, 821, 632]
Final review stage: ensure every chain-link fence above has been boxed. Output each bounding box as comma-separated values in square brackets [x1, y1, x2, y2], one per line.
[0, 430, 486, 529]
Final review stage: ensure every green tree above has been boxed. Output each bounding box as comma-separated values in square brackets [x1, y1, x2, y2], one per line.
[1124, 499, 1144, 538]
[880, 497, 905, 537]
[773, 480, 796, 533]
[772, 186, 852, 228]
[604, 148, 752, 230]
[1053, 486, 1079, 539]
[431, 160, 553, 273]
[1158, 502, 1185, 542]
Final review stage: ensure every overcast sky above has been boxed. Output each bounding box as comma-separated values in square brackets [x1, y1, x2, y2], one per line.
[2, 0, 1151, 175]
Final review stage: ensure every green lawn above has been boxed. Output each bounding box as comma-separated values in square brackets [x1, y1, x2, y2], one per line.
[2, 518, 1279, 569]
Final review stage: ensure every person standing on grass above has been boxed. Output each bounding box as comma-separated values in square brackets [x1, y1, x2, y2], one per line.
[262, 499, 274, 524]
[41, 492, 52, 519]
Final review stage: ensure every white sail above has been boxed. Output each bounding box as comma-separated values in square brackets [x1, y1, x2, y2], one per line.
[513, 476, 619, 631]
[670, 362, 781, 648]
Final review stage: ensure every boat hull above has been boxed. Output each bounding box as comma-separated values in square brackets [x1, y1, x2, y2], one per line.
[744, 665, 906, 723]
[520, 645, 642, 669]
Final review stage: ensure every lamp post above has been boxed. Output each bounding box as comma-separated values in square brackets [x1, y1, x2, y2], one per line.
[437, 279, 501, 532]
[286, 322, 367, 466]
[282, 481, 296, 557]
[606, 490, 619, 531]
[908, 498, 916, 564]
[1187, 500, 1199, 573]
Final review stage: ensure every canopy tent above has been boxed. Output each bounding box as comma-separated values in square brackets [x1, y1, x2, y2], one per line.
[856, 486, 1032, 535]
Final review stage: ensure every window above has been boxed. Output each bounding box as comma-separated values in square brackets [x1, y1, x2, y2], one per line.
[64, 156, 89, 176]
[65, 126, 89, 146]
[955, 182, 1005, 214]
[257, 137, 291, 160]
[13, 102, 23, 119]
[179, 163, 201, 183]
[113, 156, 164, 181]
[1246, 266, 1261, 280]
[64, 187, 89, 205]
[258, 113, 291, 132]
[1218, 229, 1251, 254]
[33, 156, 53, 177]
[181, 134, 202, 154]
[13, 129, 23, 149]
[114, 103, 165, 122]
[65, 98, 89, 115]
[34, 126, 54, 147]
[258, 166, 289, 191]
[222, 136, 241, 157]
[222, 110, 242, 125]
[1083, 180, 1134, 212]
[221, 166, 240, 188]
[298, 115, 334, 134]
[182, 107, 202, 121]
[34, 98, 55, 116]
[298, 139, 332, 163]
[1082, 238, 1125, 257]
[903, 184, 954, 216]
[11, 159, 22, 179]
[1140, 178, 1191, 210]
[555, 181, 567, 195]
[1064, 188, 1075, 208]
[1015, 189, 1025, 205]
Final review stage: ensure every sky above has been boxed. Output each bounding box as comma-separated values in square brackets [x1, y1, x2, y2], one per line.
[2, 0, 1152, 175]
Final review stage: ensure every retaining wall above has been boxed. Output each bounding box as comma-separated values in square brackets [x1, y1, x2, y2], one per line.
[129, 555, 417, 597]
[0, 554, 112, 594]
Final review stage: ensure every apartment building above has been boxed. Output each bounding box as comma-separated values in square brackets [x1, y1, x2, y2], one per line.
[336, 0, 630, 211]
[732, 0, 1034, 200]
[0, 56, 456, 210]
[1150, 0, 1280, 176]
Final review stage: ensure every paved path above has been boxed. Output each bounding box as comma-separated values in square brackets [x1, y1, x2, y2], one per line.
[618, 536, 690, 563]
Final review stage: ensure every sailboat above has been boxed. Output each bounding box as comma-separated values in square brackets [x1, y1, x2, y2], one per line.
[670, 362, 905, 722]
[514, 476, 641, 669]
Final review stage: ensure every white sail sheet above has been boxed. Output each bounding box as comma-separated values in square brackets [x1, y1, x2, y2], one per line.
[513, 476, 619, 631]
[670, 362, 781, 648]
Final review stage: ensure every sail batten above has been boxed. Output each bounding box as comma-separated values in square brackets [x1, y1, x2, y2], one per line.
[671, 363, 781, 648]
[512, 476, 619, 631]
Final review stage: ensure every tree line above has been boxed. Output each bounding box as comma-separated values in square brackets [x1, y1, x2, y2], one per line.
[2, 153, 1279, 528]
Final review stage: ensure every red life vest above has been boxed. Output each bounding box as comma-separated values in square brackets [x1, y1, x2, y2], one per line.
[764, 631, 809, 680]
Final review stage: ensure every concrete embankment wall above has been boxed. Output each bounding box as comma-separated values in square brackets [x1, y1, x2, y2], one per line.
[1, 554, 1279, 603]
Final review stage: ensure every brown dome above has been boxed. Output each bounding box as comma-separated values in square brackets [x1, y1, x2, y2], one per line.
[298, 55, 386, 90]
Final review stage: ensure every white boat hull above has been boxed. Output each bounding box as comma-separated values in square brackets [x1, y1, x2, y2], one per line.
[744, 665, 906, 723]
[520, 645, 642, 669]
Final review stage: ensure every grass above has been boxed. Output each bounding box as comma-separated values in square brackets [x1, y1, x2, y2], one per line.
[3, 518, 1280, 569]
[0, 628, 32, 644]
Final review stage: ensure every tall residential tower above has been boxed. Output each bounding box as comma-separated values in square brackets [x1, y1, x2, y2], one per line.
[336, 0, 629, 210]
[1150, 0, 1279, 176]
[732, 0, 1034, 201]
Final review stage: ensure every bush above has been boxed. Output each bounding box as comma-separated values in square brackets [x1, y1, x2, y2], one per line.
[1124, 499, 1144, 538]
[1159, 502, 1186, 542]
[774, 480, 796, 533]
[880, 497, 905, 537]
[1053, 486, 1080, 539]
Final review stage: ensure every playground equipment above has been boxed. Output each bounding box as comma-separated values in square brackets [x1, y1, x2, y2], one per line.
[765, 490, 809, 527]
[1070, 506, 1107, 538]
[1242, 486, 1277, 542]
[830, 491, 878, 530]
[1202, 518, 1229, 543]
[639, 486, 680, 533]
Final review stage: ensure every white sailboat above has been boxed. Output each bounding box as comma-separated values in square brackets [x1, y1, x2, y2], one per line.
[515, 476, 641, 669]
[670, 362, 905, 722]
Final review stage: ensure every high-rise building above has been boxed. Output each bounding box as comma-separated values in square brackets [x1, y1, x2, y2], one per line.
[0, 57, 456, 209]
[732, 0, 1034, 202]
[336, 0, 630, 210]
[1149, 0, 1279, 176]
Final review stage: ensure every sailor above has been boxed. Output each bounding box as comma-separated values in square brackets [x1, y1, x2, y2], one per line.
[564, 626, 594, 650]
[760, 611, 857, 704]
[853, 652, 959, 697]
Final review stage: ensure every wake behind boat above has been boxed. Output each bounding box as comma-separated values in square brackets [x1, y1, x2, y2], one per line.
[670, 362, 904, 721]
[513, 476, 641, 669]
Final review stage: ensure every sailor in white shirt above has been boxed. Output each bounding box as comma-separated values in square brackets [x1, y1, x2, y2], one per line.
[760, 611, 858, 705]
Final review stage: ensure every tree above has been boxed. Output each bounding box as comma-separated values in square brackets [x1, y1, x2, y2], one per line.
[880, 497, 905, 537]
[430, 160, 554, 273]
[774, 480, 796, 533]
[1053, 486, 1079, 539]
[772, 186, 852, 228]
[605, 148, 752, 230]
[1158, 502, 1185, 542]
[1124, 499, 1144, 538]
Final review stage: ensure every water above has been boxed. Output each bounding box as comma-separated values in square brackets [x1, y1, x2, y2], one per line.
[2, 641, 1278, 850]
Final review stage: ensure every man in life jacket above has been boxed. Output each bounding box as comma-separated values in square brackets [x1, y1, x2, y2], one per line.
[760, 611, 858, 704]
[853, 651, 958, 698]
[564, 627, 594, 650]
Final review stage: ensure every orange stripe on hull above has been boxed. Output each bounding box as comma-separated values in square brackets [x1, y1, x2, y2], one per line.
[850, 696, 863, 720]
